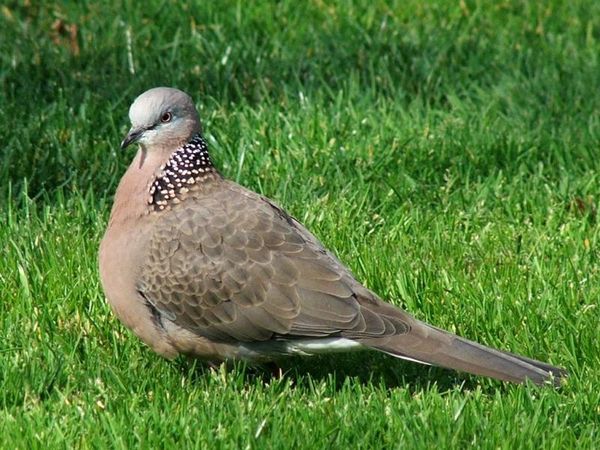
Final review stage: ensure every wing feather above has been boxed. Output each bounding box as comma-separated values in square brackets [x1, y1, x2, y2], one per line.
[138, 181, 411, 343]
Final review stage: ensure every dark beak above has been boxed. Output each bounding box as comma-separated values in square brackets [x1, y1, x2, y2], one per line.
[121, 127, 145, 149]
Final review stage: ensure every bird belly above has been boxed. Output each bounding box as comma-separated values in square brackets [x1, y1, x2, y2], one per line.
[236, 338, 365, 360]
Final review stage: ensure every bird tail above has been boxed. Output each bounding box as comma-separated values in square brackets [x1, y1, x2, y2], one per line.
[359, 321, 566, 386]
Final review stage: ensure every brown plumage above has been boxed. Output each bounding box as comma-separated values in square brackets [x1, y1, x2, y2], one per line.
[99, 87, 566, 386]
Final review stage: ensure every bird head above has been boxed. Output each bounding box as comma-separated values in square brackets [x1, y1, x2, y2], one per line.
[121, 87, 201, 151]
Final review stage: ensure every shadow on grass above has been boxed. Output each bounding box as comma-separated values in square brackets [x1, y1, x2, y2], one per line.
[173, 351, 495, 394]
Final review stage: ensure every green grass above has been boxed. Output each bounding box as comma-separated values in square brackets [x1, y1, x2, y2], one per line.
[1, 0, 599, 448]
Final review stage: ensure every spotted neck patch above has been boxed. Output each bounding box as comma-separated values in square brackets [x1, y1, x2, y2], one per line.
[149, 134, 218, 210]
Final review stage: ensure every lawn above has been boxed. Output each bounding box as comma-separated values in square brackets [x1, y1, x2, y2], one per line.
[1, 0, 599, 448]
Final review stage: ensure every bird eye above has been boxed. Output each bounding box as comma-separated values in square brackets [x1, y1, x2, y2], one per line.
[160, 112, 172, 123]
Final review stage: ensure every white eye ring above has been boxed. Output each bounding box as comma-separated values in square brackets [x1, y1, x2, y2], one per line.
[161, 112, 172, 123]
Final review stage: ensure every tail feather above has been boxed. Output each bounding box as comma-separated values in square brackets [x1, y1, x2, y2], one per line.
[359, 322, 566, 386]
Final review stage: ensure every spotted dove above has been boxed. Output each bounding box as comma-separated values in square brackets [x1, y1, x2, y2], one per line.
[99, 87, 566, 385]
